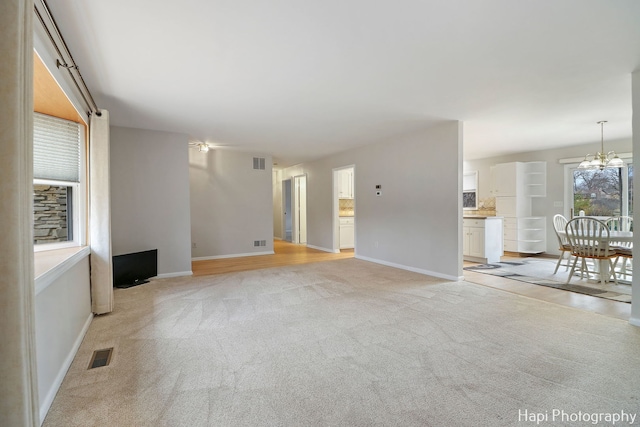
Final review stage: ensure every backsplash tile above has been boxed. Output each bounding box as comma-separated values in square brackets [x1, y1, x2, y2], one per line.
[464, 197, 496, 216]
[339, 198, 354, 216]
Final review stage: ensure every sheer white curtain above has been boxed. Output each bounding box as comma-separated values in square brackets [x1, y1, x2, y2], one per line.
[0, 0, 40, 425]
[89, 110, 114, 314]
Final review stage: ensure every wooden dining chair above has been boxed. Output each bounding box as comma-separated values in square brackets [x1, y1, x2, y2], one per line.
[552, 214, 572, 274]
[606, 216, 633, 280]
[565, 217, 619, 285]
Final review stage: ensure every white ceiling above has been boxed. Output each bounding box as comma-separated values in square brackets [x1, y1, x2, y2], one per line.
[48, 0, 640, 167]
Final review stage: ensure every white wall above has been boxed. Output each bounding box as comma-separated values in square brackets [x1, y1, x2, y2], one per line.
[110, 126, 192, 276]
[35, 256, 92, 422]
[189, 149, 274, 258]
[464, 138, 632, 256]
[276, 122, 463, 280]
[272, 169, 283, 239]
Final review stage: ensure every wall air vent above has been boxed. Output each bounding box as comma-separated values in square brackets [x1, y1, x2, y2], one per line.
[253, 157, 266, 170]
[253, 240, 267, 247]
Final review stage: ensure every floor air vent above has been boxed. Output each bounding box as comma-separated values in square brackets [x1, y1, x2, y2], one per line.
[88, 348, 113, 369]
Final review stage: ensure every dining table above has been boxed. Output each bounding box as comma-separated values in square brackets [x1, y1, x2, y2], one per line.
[557, 229, 633, 283]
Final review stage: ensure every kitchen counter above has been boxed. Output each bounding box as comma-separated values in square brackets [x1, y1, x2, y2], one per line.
[463, 215, 502, 219]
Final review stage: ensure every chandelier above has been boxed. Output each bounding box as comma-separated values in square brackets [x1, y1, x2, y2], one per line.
[578, 121, 624, 169]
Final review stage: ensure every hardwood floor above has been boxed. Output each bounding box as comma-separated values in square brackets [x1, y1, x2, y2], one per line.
[193, 243, 629, 321]
[463, 258, 631, 321]
[192, 240, 354, 276]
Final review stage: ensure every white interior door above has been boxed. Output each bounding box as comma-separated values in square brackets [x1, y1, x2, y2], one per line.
[293, 175, 307, 244]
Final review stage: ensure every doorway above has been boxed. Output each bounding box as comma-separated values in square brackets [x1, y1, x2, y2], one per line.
[333, 166, 355, 253]
[293, 175, 307, 244]
[283, 175, 307, 244]
[282, 179, 293, 242]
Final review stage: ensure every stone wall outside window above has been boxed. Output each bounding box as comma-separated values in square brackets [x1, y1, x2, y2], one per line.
[34, 184, 70, 244]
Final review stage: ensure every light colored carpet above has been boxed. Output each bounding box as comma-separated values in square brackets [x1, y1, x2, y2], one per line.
[465, 259, 632, 303]
[43, 258, 640, 426]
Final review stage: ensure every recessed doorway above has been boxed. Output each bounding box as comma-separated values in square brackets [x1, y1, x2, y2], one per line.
[333, 166, 355, 253]
[282, 179, 293, 242]
[283, 175, 307, 244]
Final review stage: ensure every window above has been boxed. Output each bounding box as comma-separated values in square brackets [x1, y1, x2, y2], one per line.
[33, 112, 85, 249]
[567, 161, 633, 218]
[463, 171, 478, 210]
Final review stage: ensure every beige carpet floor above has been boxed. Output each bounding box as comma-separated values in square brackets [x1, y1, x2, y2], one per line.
[43, 258, 640, 426]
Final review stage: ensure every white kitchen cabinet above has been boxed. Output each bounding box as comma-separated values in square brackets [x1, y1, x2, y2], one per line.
[502, 217, 546, 254]
[491, 162, 521, 197]
[339, 217, 354, 249]
[493, 161, 547, 254]
[496, 196, 530, 218]
[463, 217, 503, 263]
[338, 169, 354, 199]
[491, 161, 546, 198]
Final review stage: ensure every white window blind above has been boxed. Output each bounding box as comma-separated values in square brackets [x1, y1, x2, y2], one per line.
[34, 112, 81, 182]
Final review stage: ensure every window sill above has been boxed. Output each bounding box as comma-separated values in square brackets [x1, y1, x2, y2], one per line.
[35, 246, 91, 296]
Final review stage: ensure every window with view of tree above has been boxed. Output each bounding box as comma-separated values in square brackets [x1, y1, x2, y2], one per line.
[572, 164, 633, 217]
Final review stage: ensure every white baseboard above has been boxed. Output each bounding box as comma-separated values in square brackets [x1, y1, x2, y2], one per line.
[155, 270, 193, 279]
[355, 255, 462, 281]
[274, 237, 283, 241]
[192, 251, 274, 261]
[306, 244, 339, 254]
[40, 312, 93, 425]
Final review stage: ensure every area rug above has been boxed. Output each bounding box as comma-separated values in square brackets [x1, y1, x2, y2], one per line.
[465, 259, 632, 303]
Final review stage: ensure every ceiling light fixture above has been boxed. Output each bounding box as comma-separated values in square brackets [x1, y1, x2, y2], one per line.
[189, 141, 211, 153]
[578, 121, 623, 169]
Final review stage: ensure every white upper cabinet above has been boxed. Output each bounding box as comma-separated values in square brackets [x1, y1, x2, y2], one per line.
[338, 169, 354, 199]
[491, 161, 546, 198]
[491, 162, 521, 196]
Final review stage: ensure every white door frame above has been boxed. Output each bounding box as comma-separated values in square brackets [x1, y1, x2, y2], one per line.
[292, 174, 308, 244]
